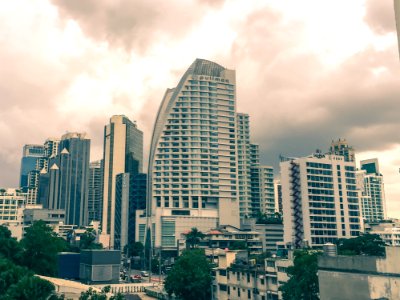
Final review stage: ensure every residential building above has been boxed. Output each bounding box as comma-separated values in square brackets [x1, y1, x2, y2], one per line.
[0, 188, 26, 239]
[236, 113, 252, 218]
[138, 59, 241, 253]
[329, 138, 355, 162]
[102, 115, 143, 249]
[88, 160, 103, 224]
[250, 144, 275, 215]
[47, 132, 91, 226]
[214, 249, 292, 300]
[281, 152, 362, 248]
[318, 247, 400, 300]
[357, 159, 386, 222]
[274, 180, 282, 215]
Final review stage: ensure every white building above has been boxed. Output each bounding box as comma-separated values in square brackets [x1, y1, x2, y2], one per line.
[0, 188, 26, 239]
[137, 59, 241, 252]
[357, 158, 386, 223]
[281, 152, 363, 248]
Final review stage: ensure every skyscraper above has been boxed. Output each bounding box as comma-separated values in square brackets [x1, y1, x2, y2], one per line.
[281, 152, 362, 248]
[329, 138, 355, 162]
[138, 59, 240, 251]
[88, 160, 104, 224]
[236, 113, 252, 218]
[19, 144, 45, 189]
[102, 115, 143, 248]
[47, 132, 90, 226]
[358, 159, 386, 223]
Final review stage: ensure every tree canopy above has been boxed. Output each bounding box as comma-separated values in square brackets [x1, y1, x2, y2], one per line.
[20, 220, 68, 276]
[279, 250, 320, 300]
[0, 225, 23, 264]
[79, 228, 103, 250]
[336, 234, 386, 256]
[165, 249, 212, 300]
[79, 286, 124, 300]
[124, 241, 144, 257]
[185, 227, 206, 249]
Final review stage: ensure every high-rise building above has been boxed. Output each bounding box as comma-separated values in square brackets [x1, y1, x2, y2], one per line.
[19, 144, 45, 189]
[249, 143, 275, 215]
[236, 113, 252, 218]
[329, 138, 355, 162]
[102, 115, 143, 248]
[274, 179, 283, 215]
[88, 160, 104, 224]
[357, 159, 386, 223]
[281, 152, 362, 248]
[138, 59, 240, 252]
[47, 133, 90, 226]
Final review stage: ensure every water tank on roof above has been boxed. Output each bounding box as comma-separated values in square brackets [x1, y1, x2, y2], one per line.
[323, 243, 337, 256]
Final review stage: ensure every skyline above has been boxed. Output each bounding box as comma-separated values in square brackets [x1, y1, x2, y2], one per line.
[1, 0, 400, 216]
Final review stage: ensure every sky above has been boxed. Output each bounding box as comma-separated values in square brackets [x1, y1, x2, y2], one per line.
[1, 0, 399, 216]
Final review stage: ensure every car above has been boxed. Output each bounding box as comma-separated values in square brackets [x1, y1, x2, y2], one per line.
[140, 271, 149, 277]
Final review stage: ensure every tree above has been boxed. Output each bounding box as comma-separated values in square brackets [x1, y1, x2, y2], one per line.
[165, 249, 212, 300]
[20, 220, 68, 276]
[79, 229, 103, 250]
[124, 241, 144, 257]
[337, 234, 385, 256]
[185, 227, 206, 249]
[279, 250, 320, 300]
[229, 240, 247, 250]
[0, 225, 23, 263]
[0, 257, 57, 300]
[79, 286, 124, 300]
[251, 251, 272, 265]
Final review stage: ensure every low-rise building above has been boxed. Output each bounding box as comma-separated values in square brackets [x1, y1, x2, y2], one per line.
[80, 250, 121, 284]
[242, 218, 284, 253]
[318, 246, 400, 300]
[0, 188, 26, 239]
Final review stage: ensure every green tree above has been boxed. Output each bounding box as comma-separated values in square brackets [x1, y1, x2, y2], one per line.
[279, 250, 320, 300]
[124, 241, 144, 257]
[79, 228, 103, 250]
[4, 275, 56, 300]
[79, 286, 124, 300]
[0, 225, 23, 264]
[151, 258, 160, 274]
[229, 240, 247, 250]
[251, 251, 272, 265]
[185, 227, 206, 249]
[20, 220, 68, 276]
[337, 234, 385, 256]
[165, 249, 212, 300]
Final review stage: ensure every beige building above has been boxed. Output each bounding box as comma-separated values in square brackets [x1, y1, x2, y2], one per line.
[0, 188, 26, 239]
[319, 247, 400, 300]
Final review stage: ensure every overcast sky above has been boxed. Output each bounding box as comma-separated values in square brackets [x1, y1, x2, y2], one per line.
[1, 0, 399, 216]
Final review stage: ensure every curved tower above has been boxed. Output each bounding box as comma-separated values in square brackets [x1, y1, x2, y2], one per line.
[139, 59, 240, 251]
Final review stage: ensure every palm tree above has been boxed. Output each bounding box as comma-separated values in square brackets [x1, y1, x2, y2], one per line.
[185, 227, 205, 249]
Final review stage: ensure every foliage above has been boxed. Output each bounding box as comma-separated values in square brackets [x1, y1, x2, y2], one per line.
[151, 258, 160, 273]
[279, 250, 320, 300]
[124, 241, 144, 257]
[0, 257, 57, 300]
[79, 228, 103, 250]
[336, 234, 386, 256]
[79, 286, 124, 300]
[165, 249, 212, 300]
[0, 225, 23, 263]
[255, 211, 283, 224]
[229, 240, 247, 250]
[185, 227, 206, 249]
[20, 220, 68, 276]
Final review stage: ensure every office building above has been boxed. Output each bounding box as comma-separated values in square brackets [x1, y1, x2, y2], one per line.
[19, 144, 45, 190]
[236, 113, 252, 218]
[138, 59, 241, 252]
[357, 159, 386, 223]
[102, 115, 143, 248]
[329, 138, 355, 162]
[47, 133, 90, 226]
[88, 160, 103, 224]
[281, 152, 362, 248]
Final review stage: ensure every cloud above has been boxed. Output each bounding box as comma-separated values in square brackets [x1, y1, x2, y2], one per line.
[364, 0, 396, 34]
[51, 0, 225, 52]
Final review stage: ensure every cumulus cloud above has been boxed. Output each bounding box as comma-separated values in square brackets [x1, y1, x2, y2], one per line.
[364, 0, 396, 34]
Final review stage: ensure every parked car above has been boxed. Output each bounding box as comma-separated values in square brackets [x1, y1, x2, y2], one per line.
[140, 271, 149, 277]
